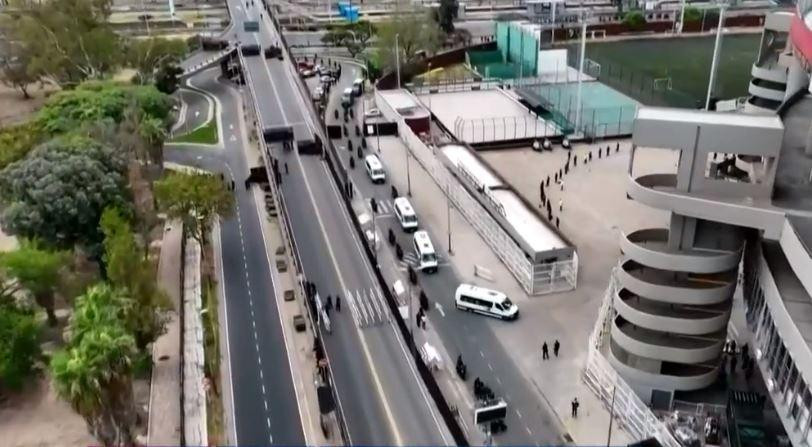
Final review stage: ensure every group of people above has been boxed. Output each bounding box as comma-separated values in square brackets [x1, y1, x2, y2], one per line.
[539, 142, 623, 229]
[725, 339, 756, 382]
[541, 339, 561, 360]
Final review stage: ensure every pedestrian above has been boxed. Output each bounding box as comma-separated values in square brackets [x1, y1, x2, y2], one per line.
[336, 295, 341, 312]
[571, 398, 579, 417]
[546, 201, 552, 215]
[326, 295, 333, 311]
[554, 172, 559, 183]
[416, 308, 423, 329]
[574, 156, 577, 167]
[559, 199, 563, 212]
[232, 180, 236, 190]
[730, 354, 738, 374]
[589, 151, 592, 161]
[599, 148, 602, 158]
[285, 162, 289, 174]
[616, 142, 620, 153]
[555, 217, 560, 228]
[542, 342, 549, 360]
[560, 180, 564, 192]
[565, 163, 569, 175]
[546, 177, 550, 187]
[554, 339, 560, 357]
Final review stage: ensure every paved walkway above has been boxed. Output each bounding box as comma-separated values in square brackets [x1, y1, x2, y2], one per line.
[147, 222, 182, 447]
[183, 237, 208, 446]
[369, 132, 679, 444]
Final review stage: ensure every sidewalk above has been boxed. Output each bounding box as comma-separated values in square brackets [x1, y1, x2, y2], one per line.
[370, 133, 661, 444]
[147, 222, 182, 447]
[183, 237, 207, 446]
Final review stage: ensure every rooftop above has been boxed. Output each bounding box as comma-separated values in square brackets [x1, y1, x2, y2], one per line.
[762, 241, 812, 354]
[636, 107, 784, 130]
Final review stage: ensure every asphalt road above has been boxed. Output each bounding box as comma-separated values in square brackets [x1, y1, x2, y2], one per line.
[325, 62, 570, 446]
[166, 68, 305, 446]
[221, 0, 455, 444]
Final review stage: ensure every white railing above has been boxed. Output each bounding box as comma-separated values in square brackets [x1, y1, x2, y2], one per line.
[582, 270, 681, 447]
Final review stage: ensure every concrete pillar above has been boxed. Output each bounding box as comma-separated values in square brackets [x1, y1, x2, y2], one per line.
[785, 58, 809, 101]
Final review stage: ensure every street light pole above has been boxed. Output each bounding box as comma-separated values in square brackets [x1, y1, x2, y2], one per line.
[406, 148, 412, 196]
[705, 3, 727, 110]
[395, 33, 401, 89]
[574, 12, 587, 132]
[446, 180, 453, 255]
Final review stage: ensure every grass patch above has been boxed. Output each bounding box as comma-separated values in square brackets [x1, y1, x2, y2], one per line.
[202, 278, 224, 444]
[171, 117, 219, 145]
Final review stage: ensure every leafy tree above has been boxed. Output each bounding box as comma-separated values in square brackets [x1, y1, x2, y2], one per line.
[100, 208, 170, 350]
[0, 304, 41, 392]
[4, 0, 123, 87]
[435, 0, 458, 34]
[126, 37, 188, 86]
[0, 241, 68, 326]
[0, 135, 130, 252]
[683, 6, 701, 23]
[0, 41, 40, 99]
[155, 63, 183, 95]
[622, 10, 647, 31]
[0, 121, 43, 170]
[36, 82, 172, 136]
[376, 10, 441, 75]
[51, 287, 138, 447]
[321, 21, 376, 58]
[154, 171, 234, 249]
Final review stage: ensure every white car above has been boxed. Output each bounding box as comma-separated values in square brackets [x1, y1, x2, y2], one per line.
[364, 108, 382, 118]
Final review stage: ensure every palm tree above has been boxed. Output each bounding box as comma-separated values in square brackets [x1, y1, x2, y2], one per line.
[51, 322, 137, 446]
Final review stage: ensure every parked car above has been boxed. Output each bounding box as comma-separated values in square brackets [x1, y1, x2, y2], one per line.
[300, 68, 316, 77]
[364, 108, 382, 118]
[320, 74, 334, 85]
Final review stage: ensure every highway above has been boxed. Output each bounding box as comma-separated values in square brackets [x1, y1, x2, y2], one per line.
[181, 0, 456, 444]
[166, 68, 306, 446]
[325, 63, 570, 446]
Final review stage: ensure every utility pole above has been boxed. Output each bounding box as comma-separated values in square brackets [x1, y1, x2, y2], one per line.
[705, 3, 727, 110]
[677, 0, 686, 33]
[574, 13, 587, 132]
[395, 33, 401, 89]
[446, 180, 453, 254]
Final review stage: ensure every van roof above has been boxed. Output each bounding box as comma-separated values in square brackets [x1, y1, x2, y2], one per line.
[394, 197, 415, 214]
[365, 154, 382, 168]
[414, 230, 434, 252]
[343, 87, 354, 94]
[353, 78, 364, 84]
[456, 284, 506, 301]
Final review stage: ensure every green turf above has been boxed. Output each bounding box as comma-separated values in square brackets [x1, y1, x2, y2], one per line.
[560, 34, 760, 107]
[171, 116, 219, 145]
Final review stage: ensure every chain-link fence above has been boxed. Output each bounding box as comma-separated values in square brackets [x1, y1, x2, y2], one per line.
[565, 50, 702, 108]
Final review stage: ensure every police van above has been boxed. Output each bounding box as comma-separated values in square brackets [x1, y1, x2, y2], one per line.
[393, 197, 418, 232]
[364, 155, 386, 183]
[454, 284, 518, 320]
[412, 230, 438, 273]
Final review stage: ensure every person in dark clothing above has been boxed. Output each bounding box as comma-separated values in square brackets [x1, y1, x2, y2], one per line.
[285, 162, 289, 174]
[335, 295, 341, 312]
[554, 339, 560, 357]
[574, 156, 577, 167]
[555, 217, 560, 229]
[542, 342, 549, 360]
[546, 177, 550, 187]
[616, 142, 620, 153]
[571, 398, 579, 417]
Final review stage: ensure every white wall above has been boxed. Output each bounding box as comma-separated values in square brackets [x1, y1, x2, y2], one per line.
[537, 49, 568, 77]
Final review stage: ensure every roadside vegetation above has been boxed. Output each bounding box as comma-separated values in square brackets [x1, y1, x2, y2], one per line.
[170, 103, 220, 145]
[0, 0, 236, 445]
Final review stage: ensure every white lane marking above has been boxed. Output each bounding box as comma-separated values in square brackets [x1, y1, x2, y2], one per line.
[480, 350, 485, 358]
[261, 384, 266, 395]
[259, 367, 263, 378]
[369, 287, 383, 323]
[516, 409, 523, 419]
[293, 154, 404, 445]
[526, 426, 533, 435]
[434, 302, 445, 317]
[318, 162, 451, 445]
[375, 288, 390, 323]
[488, 363, 494, 371]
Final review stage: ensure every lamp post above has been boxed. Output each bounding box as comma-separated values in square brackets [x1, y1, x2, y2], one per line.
[574, 12, 587, 132]
[406, 146, 412, 196]
[705, 3, 727, 110]
[395, 33, 401, 89]
[446, 179, 453, 255]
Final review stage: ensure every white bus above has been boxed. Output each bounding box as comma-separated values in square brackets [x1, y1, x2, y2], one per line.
[393, 197, 418, 232]
[455, 284, 518, 320]
[413, 230, 438, 273]
[364, 155, 386, 183]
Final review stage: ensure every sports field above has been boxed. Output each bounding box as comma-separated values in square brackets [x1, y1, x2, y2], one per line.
[562, 33, 760, 107]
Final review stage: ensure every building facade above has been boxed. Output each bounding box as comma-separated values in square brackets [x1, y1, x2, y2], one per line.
[605, 8, 812, 446]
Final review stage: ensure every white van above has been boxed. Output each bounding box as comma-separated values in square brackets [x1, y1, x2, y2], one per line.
[393, 197, 418, 232]
[341, 87, 354, 107]
[413, 230, 438, 273]
[364, 155, 386, 184]
[455, 284, 518, 320]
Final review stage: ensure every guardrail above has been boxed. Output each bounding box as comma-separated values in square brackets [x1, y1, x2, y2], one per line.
[582, 269, 681, 447]
[248, 7, 468, 444]
[238, 45, 351, 444]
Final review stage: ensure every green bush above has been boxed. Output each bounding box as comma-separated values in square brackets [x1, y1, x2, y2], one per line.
[0, 122, 43, 170]
[0, 305, 41, 391]
[623, 10, 647, 31]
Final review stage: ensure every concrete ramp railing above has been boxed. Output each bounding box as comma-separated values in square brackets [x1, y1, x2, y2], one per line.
[181, 46, 237, 79]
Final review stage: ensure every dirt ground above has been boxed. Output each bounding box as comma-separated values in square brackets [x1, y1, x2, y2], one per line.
[0, 83, 58, 128]
[0, 377, 95, 447]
